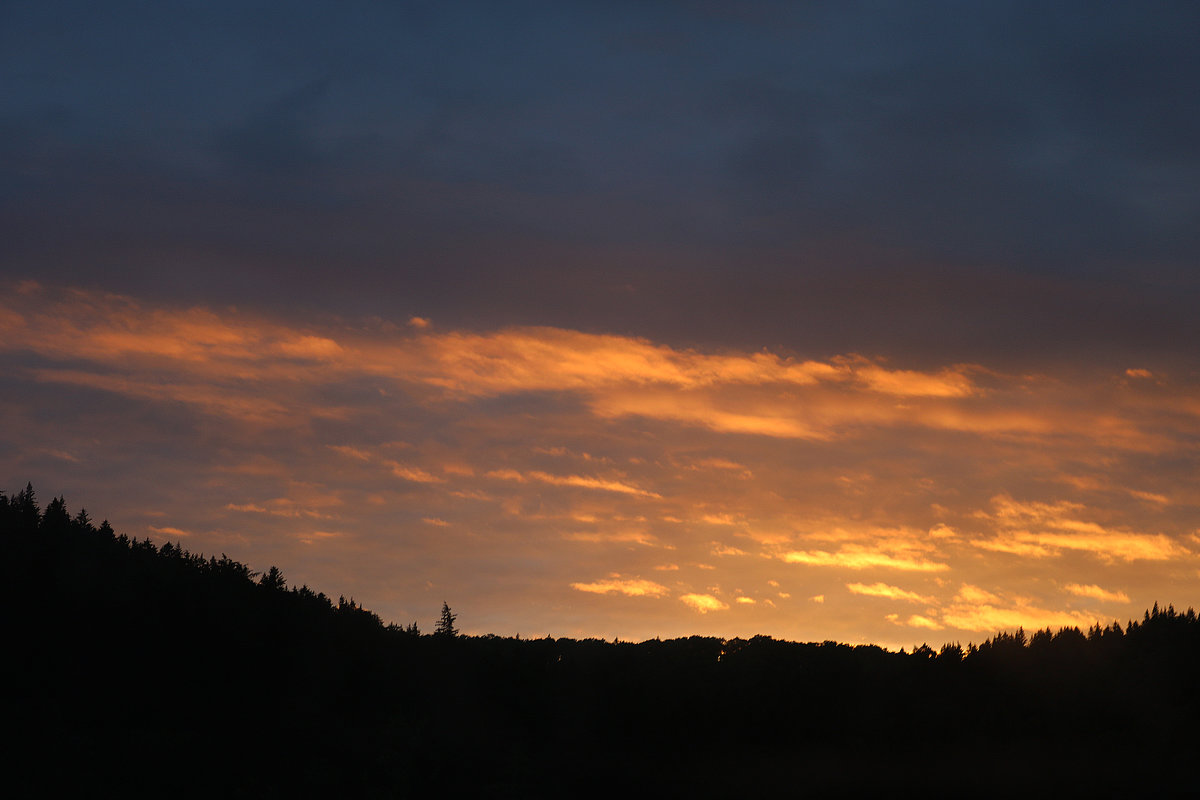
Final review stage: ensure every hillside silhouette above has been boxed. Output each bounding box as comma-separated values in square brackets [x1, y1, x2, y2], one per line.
[4, 484, 1199, 795]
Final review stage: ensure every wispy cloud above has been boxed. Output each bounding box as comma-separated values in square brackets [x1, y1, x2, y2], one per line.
[488, 469, 659, 497]
[886, 613, 945, 631]
[782, 547, 949, 572]
[1063, 583, 1130, 603]
[571, 577, 669, 597]
[939, 585, 1105, 632]
[7, 288, 1198, 453]
[969, 495, 1187, 562]
[848, 582, 935, 603]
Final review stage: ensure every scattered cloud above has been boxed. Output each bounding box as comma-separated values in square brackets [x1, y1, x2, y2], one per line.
[4, 285, 1199, 643]
[782, 547, 949, 572]
[489, 469, 659, 498]
[905, 615, 944, 631]
[972, 528, 1183, 562]
[1063, 584, 1130, 603]
[680, 593, 729, 613]
[847, 582, 934, 604]
[571, 577, 669, 597]
[940, 584, 1104, 632]
[298, 531, 342, 545]
[969, 495, 1187, 562]
[147, 525, 192, 539]
[565, 531, 663, 547]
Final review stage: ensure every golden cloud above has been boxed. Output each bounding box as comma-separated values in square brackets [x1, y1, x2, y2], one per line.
[570, 577, 669, 597]
[147, 525, 193, 539]
[1063, 583, 1130, 603]
[941, 603, 1101, 633]
[680, 593, 729, 613]
[564, 531, 663, 547]
[8, 287, 1199, 455]
[223, 501, 331, 520]
[782, 547, 949, 572]
[7, 284, 1200, 645]
[970, 495, 1188, 562]
[971, 527, 1183, 562]
[386, 462, 445, 484]
[940, 584, 1105, 633]
[298, 531, 343, 545]
[488, 469, 659, 497]
[954, 585, 1003, 605]
[847, 582, 935, 603]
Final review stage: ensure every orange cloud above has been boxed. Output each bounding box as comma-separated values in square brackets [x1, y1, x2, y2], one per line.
[298, 531, 343, 545]
[904, 614, 945, 631]
[954, 585, 1003, 605]
[971, 526, 1183, 562]
[571, 577, 669, 597]
[591, 391, 830, 439]
[386, 462, 444, 484]
[488, 469, 659, 497]
[941, 603, 1101, 633]
[680, 593, 729, 613]
[851, 362, 975, 398]
[224, 500, 331, 520]
[782, 547, 949, 572]
[970, 495, 1188, 562]
[1063, 583, 1130, 603]
[147, 525, 193, 539]
[847, 582, 935, 603]
[7, 287, 1197, 455]
[564, 531, 663, 547]
[276, 335, 344, 361]
[939, 584, 1106, 633]
[7, 284, 1200, 645]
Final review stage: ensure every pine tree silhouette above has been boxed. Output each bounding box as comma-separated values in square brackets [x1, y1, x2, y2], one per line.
[434, 601, 458, 637]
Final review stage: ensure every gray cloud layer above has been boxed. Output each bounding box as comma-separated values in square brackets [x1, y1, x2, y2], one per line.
[4, 1, 1199, 364]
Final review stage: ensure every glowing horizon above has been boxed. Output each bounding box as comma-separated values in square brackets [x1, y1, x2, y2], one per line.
[4, 283, 1198, 649]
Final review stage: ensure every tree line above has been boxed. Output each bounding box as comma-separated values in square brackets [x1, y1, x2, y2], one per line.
[4, 483, 1199, 795]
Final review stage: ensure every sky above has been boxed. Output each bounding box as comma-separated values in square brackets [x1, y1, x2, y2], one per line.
[4, 1, 1200, 648]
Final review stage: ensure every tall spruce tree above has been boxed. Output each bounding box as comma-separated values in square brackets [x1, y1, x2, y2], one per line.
[435, 601, 458, 637]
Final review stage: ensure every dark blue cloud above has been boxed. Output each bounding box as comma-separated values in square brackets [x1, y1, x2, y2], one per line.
[3, 0, 1199, 363]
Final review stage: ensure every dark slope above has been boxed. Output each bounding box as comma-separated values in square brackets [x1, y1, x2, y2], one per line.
[4, 485, 1200, 796]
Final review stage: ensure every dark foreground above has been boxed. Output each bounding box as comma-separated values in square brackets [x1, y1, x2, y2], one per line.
[4, 485, 1198, 796]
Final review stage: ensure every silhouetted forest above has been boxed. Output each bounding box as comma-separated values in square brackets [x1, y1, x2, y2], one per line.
[4, 484, 1199, 796]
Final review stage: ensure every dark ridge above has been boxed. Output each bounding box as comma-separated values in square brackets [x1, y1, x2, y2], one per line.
[4, 484, 1199, 796]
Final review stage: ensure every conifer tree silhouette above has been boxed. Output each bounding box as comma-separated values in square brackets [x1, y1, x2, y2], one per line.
[435, 601, 458, 637]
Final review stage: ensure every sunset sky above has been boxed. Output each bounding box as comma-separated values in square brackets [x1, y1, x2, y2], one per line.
[4, 1, 1200, 648]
